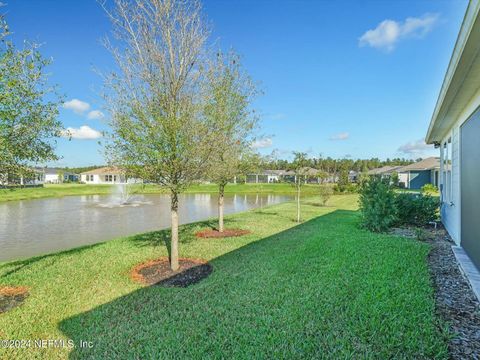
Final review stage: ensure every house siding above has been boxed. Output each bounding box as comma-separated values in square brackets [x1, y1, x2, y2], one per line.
[408, 170, 431, 189]
[439, 90, 480, 246]
[460, 109, 480, 269]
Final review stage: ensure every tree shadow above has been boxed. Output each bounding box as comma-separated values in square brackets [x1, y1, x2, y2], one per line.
[129, 217, 238, 249]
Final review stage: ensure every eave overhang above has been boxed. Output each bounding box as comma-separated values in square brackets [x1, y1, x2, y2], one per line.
[426, 1, 480, 144]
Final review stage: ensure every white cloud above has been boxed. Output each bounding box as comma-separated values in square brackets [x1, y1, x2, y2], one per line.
[61, 125, 102, 140]
[329, 132, 349, 141]
[359, 13, 439, 51]
[252, 138, 273, 149]
[63, 99, 91, 114]
[397, 139, 432, 155]
[87, 110, 105, 120]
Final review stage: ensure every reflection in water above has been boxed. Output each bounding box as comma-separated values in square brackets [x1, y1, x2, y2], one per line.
[0, 193, 293, 262]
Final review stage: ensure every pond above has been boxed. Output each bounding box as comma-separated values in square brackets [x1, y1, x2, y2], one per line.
[0, 193, 294, 262]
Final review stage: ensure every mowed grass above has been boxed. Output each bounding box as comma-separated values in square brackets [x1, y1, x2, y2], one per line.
[0, 182, 324, 202]
[0, 195, 448, 359]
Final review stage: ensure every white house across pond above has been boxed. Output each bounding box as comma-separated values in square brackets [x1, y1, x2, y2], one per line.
[80, 167, 127, 184]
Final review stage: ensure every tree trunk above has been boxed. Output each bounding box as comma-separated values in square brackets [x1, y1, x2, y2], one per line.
[296, 183, 301, 223]
[170, 191, 179, 271]
[218, 183, 225, 232]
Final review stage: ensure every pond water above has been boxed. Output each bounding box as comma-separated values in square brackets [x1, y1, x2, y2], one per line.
[0, 193, 294, 262]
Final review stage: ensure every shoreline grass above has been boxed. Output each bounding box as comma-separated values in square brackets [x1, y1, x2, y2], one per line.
[0, 194, 447, 358]
[0, 183, 327, 202]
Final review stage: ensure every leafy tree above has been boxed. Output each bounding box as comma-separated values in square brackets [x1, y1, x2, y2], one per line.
[203, 51, 258, 232]
[290, 152, 309, 222]
[0, 15, 63, 184]
[336, 163, 350, 192]
[102, 0, 211, 271]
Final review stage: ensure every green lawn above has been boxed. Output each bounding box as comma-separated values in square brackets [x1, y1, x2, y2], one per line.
[0, 195, 448, 359]
[0, 182, 325, 202]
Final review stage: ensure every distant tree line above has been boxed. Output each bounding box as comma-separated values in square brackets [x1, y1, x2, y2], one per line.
[263, 156, 418, 173]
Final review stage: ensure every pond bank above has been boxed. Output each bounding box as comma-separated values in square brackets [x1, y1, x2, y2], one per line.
[0, 183, 327, 202]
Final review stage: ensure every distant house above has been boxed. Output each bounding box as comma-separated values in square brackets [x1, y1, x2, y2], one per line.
[396, 157, 440, 190]
[35, 168, 79, 184]
[79, 167, 143, 185]
[348, 170, 358, 183]
[245, 170, 295, 184]
[80, 167, 127, 184]
[0, 168, 45, 186]
[425, 1, 480, 270]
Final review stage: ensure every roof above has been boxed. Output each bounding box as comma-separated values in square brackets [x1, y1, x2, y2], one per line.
[426, 1, 480, 143]
[263, 170, 290, 176]
[367, 166, 402, 176]
[397, 157, 440, 172]
[300, 167, 322, 176]
[80, 166, 124, 175]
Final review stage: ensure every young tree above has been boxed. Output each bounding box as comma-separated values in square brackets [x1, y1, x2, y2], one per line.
[291, 152, 309, 222]
[203, 51, 258, 232]
[102, 0, 211, 271]
[337, 163, 350, 192]
[0, 15, 63, 184]
[390, 171, 399, 187]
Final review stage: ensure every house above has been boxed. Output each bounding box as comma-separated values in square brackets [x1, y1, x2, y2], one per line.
[425, 0, 480, 271]
[35, 168, 79, 184]
[245, 170, 295, 184]
[0, 168, 45, 186]
[80, 167, 127, 184]
[396, 157, 440, 189]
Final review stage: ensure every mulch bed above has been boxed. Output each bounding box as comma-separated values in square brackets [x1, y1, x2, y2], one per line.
[426, 227, 480, 359]
[395, 225, 480, 358]
[0, 286, 29, 313]
[131, 257, 212, 288]
[195, 228, 251, 238]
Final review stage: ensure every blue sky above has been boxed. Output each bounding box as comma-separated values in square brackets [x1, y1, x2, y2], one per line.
[5, 0, 468, 166]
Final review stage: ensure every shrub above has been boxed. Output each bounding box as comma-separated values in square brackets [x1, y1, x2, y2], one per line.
[359, 177, 397, 232]
[394, 193, 438, 227]
[318, 185, 333, 206]
[421, 183, 438, 195]
[333, 183, 357, 194]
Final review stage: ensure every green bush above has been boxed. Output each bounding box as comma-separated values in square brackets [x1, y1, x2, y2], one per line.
[394, 193, 438, 227]
[421, 183, 438, 195]
[359, 177, 397, 232]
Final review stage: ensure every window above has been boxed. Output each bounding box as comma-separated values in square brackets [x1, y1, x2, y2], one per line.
[442, 138, 452, 203]
[105, 175, 113, 182]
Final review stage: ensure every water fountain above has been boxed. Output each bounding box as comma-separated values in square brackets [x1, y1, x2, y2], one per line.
[97, 181, 151, 208]
[115, 182, 135, 205]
